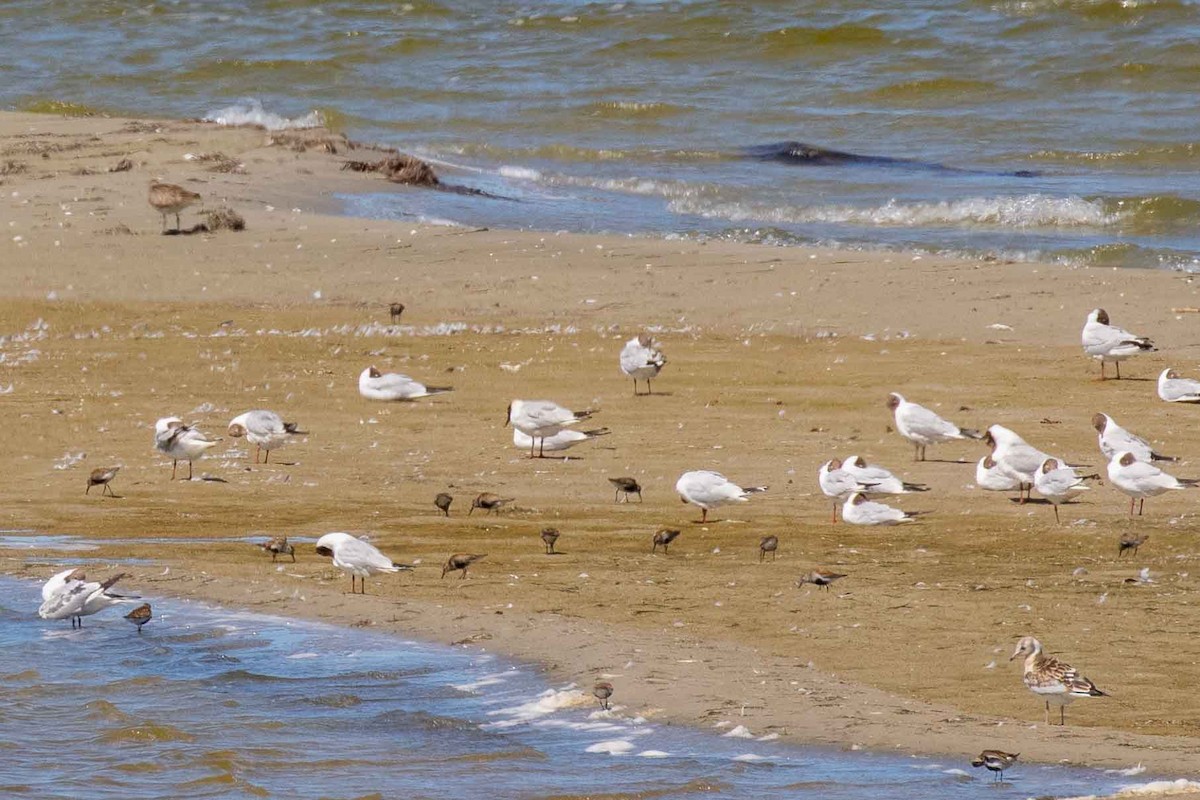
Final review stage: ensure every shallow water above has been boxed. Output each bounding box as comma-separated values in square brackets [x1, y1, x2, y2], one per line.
[1, 1, 1198, 267]
[0, 575, 1151, 798]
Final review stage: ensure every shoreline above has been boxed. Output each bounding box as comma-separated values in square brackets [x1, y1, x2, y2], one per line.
[4, 109, 1200, 783]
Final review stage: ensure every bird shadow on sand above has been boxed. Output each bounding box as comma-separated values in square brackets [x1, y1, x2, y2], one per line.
[1008, 497, 1051, 505]
[162, 224, 211, 236]
[195, 476, 229, 483]
[635, 391, 675, 398]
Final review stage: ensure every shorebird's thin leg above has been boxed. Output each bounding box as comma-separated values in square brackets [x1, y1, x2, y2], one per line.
[637, 490, 643, 503]
[1100, 361, 1106, 380]
[700, 508, 708, 524]
[539, 437, 546, 458]
[759, 549, 764, 563]
[1044, 700, 1050, 726]
[1060, 705, 1065, 725]
[86, 484, 91, 495]
[772, 549, 777, 562]
[175, 212, 182, 231]
[460, 569, 466, 580]
[105, 484, 115, 497]
[632, 379, 637, 396]
[614, 488, 620, 502]
[530, 437, 536, 458]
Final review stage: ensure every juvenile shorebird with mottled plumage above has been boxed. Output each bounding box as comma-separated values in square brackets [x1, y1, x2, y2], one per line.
[797, 569, 847, 591]
[469, 492, 514, 516]
[441, 553, 486, 579]
[593, 681, 614, 710]
[971, 750, 1018, 782]
[759, 535, 778, 562]
[652, 528, 680, 554]
[1010, 636, 1107, 725]
[149, 180, 201, 233]
[86, 466, 120, 496]
[125, 602, 152, 633]
[389, 302, 405, 324]
[541, 527, 560, 554]
[1118, 532, 1149, 557]
[259, 536, 295, 562]
[608, 476, 642, 503]
[434, 492, 453, 516]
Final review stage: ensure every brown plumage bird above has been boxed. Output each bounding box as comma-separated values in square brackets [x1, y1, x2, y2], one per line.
[86, 466, 120, 497]
[125, 603, 152, 633]
[148, 180, 201, 232]
[434, 492, 453, 516]
[593, 680, 614, 710]
[441, 553, 486, 579]
[1118, 531, 1148, 558]
[389, 302, 405, 324]
[541, 527, 560, 554]
[469, 493, 514, 516]
[798, 569, 847, 591]
[759, 535, 778, 562]
[259, 536, 295, 562]
[971, 750, 1018, 782]
[652, 528, 680, 554]
[608, 476, 642, 503]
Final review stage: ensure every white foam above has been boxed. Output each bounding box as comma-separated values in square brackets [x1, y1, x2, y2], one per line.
[452, 671, 509, 692]
[499, 165, 543, 181]
[1106, 764, 1147, 777]
[205, 99, 322, 131]
[585, 739, 634, 755]
[723, 724, 755, 739]
[732, 753, 766, 762]
[637, 749, 671, 758]
[286, 652, 319, 659]
[1056, 780, 1200, 800]
[484, 686, 587, 728]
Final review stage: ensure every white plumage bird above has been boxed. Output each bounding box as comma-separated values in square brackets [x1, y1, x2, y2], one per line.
[227, 409, 304, 463]
[1106, 451, 1198, 516]
[154, 416, 221, 480]
[38, 570, 133, 628]
[983, 424, 1058, 502]
[505, 399, 595, 458]
[1081, 308, 1154, 380]
[619, 334, 667, 395]
[1092, 413, 1173, 463]
[976, 455, 1023, 495]
[1010, 636, 1106, 726]
[841, 492, 919, 526]
[314, 532, 413, 594]
[1157, 368, 1200, 403]
[675, 470, 767, 523]
[841, 455, 929, 495]
[886, 393, 979, 461]
[1033, 458, 1092, 523]
[818, 459, 875, 523]
[512, 426, 610, 453]
[358, 366, 452, 401]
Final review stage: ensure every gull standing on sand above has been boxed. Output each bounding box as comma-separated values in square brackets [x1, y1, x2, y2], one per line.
[512, 427, 609, 454]
[314, 532, 413, 594]
[675, 470, 766, 523]
[975, 455, 1022, 496]
[983, 425, 1058, 502]
[1107, 451, 1198, 516]
[1010, 636, 1106, 726]
[154, 416, 221, 481]
[886, 393, 980, 461]
[619, 334, 667, 395]
[841, 455, 929, 495]
[149, 180, 201, 233]
[1157, 368, 1200, 403]
[38, 570, 132, 628]
[1033, 458, 1092, 523]
[818, 459, 875, 523]
[358, 366, 453, 401]
[1082, 308, 1154, 379]
[505, 399, 595, 458]
[1092, 413, 1174, 462]
[841, 492, 918, 526]
[228, 410, 305, 464]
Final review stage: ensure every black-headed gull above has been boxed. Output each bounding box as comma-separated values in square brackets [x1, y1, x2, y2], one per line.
[1010, 636, 1106, 726]
[1092, 413, 1174, 463]
[841, 455, 930, 495]
[154, 416, 221, 480]
[315, 532, 413, 594]
[886, 393, 980, 461]
[983, 425, 1060, 502]
[512, 426, 609, 455]
[358, 366, 452, 401]
[841, 492, 919, 525]
[228, 410, 304, 464]
[505, 399, 595, 458]
[675, 470, 766, 523]
[818, 459, 875, 523]
[1157, 368, 1200, 403]
[976, 455, 1022, 495]
[1033, 458, 1093, 523]
[619, 334, 667, 396]
[1106, 451, 1198, 516]
[38, 570, 133, 628]
[1082, 308, 1154, 380]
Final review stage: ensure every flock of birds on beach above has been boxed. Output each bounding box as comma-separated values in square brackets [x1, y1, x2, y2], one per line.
[35, 200, 1190, 783]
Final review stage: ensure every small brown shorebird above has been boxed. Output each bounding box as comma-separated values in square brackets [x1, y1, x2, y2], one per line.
[389, 302, 405, 324]
[652, 528, 680, 554]
[148, 180, 201, 232]
[85, 466, 120, 497]
[971, 750, 1018, 782]
[1118, 531, 1148, 558]
[469, 492, 514, 516]
[593, 680, 614, 710]
[541, 527, 560, 554]
[798, 569, 847, 591]
[259, 536, 295, 562]
[125, 603, 153, 633]
[434, 492, 453, 516]
[759, 535, 778, 562]
[441, 553, 486, 579]
[607, 476, 642, 503]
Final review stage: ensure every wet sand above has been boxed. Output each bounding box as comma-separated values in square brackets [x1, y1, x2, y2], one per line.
[4, 110, 1200, 782]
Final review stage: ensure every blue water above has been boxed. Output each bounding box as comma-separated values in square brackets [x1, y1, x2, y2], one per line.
[0, 575, 1149, 798]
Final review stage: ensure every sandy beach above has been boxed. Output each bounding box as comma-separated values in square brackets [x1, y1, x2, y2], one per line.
[4, 110, 1200, 782]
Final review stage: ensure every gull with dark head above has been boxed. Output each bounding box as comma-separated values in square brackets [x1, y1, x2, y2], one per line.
[818, 459, 875, 523]
[315, 532, 413, 594]
[1092, 413, 1174, 462]
[1158, 368, 1200, 403]
[619, 334, 667, 395]
[1033, 458, 1094, 523]
[842, 492, 918, 526]
[1107, 451, 1198, 516]
[983, 425, 1058, 503]
[505, 399, 595, 458]
[1010, 636, 1106, 725]
[841, 455, 929, 495]
[358, 366, 452, 401]
[154, 416, 221, 481]
[512, 426, 609, 455]
[886, 393, 980, 461]
[39, 570, 133, 629]
[228, 410, 304, 464]
[675, 470, 766, 523]
[975, 455, 1022, 497]
[1082, 308, 1154, 379]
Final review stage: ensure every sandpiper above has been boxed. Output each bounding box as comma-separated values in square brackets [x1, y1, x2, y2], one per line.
[389, 302, 405, 324]
[798, 569, 847, 591]
[971, 750, 1018, 782]
[434, 492, 454, 516]
[469, 492, 514, 516]
[125, 602, 152, 633]
[1118, 532, 1149, 558]
[441, 553, 486, 579]
[759, 535, 778, 562]
[593, 681, 614, 710]
[259, 536, 295, 562]
[1010, 636, 1107, 725]
[541, 527, 560, 554]
[608, 476, 643, 503]
[651, 528, 680, 554]
[149, 180, 201, 233]
[86, 466, 120, 497]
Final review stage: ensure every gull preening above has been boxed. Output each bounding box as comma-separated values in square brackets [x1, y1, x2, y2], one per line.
[841, 455, 929, 495]
[125, 603, 153, 633]
[976, 455, 1022, 496]
[971, 750, 1018, 783]
[1157, 368, 1200, 403]
[1033, 458, 1092, 523]
[619, 334, 667, 395]
[983, 425, 1058, 502]
[154, 416, 221, 480]
[886, 393, 980, 461]
[505, 399, 596, 458]
[818, 459, 875, 523]
[841, 492, 918, 526]
[1107, 451, 1198, 516]
[314, 532, 413, 594]
[149, 180, 201, 232]
[259, 536, 295, 562]
[608, 476, 642, 503]
[358, 366, 452, 401]
[675, 470, 767, 523]
[797, 569, 847, 591]
[512, 427, 609, 455]
[1010, 636, 1106, 725]
[1082, 308, 1154, 380]
[38, 569, 133, 628]
[86, 466, 120, 496]
[227, 410, 304, 464]
[1093, 413, 1174, 463]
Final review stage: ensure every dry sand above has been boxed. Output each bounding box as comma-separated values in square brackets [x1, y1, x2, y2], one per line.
[4, 111, 1200, 783]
